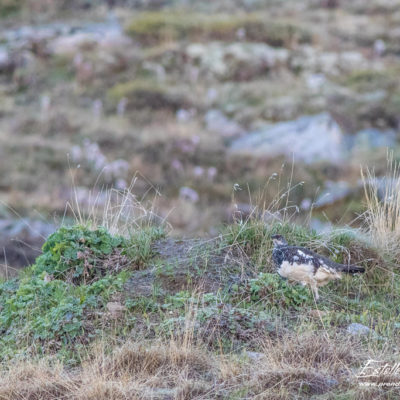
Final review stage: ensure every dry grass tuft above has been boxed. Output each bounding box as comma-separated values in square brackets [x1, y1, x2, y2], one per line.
[261, 331, 360, 369]
[0, 361, 75, 400]
[105, 341, 211, 379]
[0, 338, 213, 400]
[66, 177, 165, 238]
[246, 333, 354, 396]
[0, 330, 396, 400]
[362, 153, 400, 264]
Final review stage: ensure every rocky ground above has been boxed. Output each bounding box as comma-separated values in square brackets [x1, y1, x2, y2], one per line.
[1, 0, 400, 268]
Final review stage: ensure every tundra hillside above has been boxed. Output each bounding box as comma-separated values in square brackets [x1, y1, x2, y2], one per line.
[1, 0, 400, 398]
[0, 172, 399, 399]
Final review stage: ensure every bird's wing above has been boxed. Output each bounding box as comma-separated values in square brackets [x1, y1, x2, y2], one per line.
[284, 246, 320, 262]
[289, 246, 341, 270]
[280, 246, 340, 272]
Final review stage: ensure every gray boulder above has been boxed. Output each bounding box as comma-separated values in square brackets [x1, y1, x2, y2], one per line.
[0, 218, 55, 272]
[352, 128, 396, 150]
[314, 180, 353, 208]
[229, 113, 345, 164]
[347, 323, 371, 336]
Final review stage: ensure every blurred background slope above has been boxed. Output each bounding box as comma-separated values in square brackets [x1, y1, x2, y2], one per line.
[1, 0, 400, 270]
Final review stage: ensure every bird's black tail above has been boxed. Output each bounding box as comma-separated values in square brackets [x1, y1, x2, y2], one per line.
[338, 264, 365, 274]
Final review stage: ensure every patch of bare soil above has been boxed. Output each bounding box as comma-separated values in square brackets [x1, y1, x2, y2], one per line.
[124, 238, 255, 298]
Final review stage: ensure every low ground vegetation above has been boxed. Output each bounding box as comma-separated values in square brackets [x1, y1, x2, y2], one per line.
[0, 206, 399, 397]
[125, 12, 312, 47]
[2, 0, 400, 397]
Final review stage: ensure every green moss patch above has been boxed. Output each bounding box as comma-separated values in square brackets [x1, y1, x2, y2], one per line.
[0, 224, 163, 363]
[125, 12, 312, 47]
[0, 0, 23, 17]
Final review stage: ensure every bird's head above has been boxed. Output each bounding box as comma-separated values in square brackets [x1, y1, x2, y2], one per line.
[271, 234, 288, 247]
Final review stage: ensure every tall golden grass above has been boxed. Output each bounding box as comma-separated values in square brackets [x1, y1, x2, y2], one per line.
[362, 153, 400, 262]
[0, 323, 391, 399]
[66, 176, 166, 237]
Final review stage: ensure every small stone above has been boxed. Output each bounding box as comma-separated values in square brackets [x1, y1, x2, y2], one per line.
[107, 302, 126, 318]
[347, 323, 371, 336]
[43, 273, 53, 283]
[325, 377, 339, 387]
[246, 351, 264, 361]
[309, 309, 329, 318]
[314, 180, 352, 208]
[205, 109, 243, 138]
[0, 47, 12, 72]
[373, 39, 386, 57]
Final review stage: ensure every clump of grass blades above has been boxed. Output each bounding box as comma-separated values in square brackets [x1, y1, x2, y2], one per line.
[362, 153, 400, 266]
[0, 328, 393, 399]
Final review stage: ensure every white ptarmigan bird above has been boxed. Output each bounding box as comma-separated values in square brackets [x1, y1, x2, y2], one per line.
[271, 234, 365, 300]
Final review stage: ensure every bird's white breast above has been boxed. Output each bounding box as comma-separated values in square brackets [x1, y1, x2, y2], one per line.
[277, 261, 314, 283]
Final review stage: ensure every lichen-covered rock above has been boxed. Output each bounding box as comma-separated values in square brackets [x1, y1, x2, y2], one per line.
[291, 46, 369, 75]
[229, 113, 345, 164]
[186, 42, 289, 79]
[347, 323, 371, 336]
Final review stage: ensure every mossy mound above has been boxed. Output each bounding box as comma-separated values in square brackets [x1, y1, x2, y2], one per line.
[340, 69, 399, 93]
[0, 220, 397, 365]
[32, 225, 127, 284]
[0, 0, 23, 17]
[231, 272, 312, 310]
[125, 12, 312, 47]
[0, 224, 162, 363]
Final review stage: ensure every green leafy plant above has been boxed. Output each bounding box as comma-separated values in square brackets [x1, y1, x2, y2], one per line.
[0, 225, 142, 362]
[0, 270, 129, 361]
[32, 225, 125, 284]
[234, 273, 311, 309]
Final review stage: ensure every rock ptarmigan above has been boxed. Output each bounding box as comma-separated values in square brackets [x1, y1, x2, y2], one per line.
[271, 234, 365, 300]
